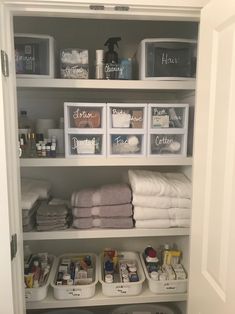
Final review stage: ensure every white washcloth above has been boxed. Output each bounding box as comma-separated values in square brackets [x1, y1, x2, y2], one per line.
[132, 193, 191, 209]
[21, 177, 51, 200]
[133, 207, 191, 220]
[135, 218, 190, 228]
[128, 170, 191, 198]
[21, 192, 38, 210]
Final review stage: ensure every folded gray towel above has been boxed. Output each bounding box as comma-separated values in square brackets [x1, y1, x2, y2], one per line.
[71, 183, 132, 207]
[72, 203, 133, 218]
[72, 217, 134, 229]
[37, 203, 68, 217]
[36, 224, 68, 231]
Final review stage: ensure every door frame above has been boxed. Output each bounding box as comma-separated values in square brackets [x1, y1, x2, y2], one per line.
[0, 0, 206, 313]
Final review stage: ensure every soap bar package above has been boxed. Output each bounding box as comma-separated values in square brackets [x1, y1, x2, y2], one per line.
[60, 48, 89, 79]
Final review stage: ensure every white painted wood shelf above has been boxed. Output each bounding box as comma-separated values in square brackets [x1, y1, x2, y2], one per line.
[26, 283, 188, 310]
[20, 156, 193, 167]
[23, 228, 190, 240]
[16, 78, 196, 90]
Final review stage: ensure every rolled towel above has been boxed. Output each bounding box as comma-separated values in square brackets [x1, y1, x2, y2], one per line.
[72, 217, 134, 229]
[128, 170, 191, 198]
[72, 203, 133, 218]
[132, 193, 191, 209]
[133, 207, 191, 220]
[71, 183, 132, 207]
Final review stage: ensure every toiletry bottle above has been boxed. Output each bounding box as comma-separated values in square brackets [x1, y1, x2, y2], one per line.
[18, 110, 32, 130]
[95, 49, 104, 79]
[104, 37, 121, 79]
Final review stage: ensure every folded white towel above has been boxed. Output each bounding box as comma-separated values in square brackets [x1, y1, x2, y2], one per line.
[21, 177, 51, 200]
[135, 218, 190, 228]
[132, 193, 191, 208]
[133, 207, 191, 220]
[128, 170, 191, 198]
[21, 192, 38, 210]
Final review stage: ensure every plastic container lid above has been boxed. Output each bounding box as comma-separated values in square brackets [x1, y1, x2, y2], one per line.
[105, 274, 113, 283]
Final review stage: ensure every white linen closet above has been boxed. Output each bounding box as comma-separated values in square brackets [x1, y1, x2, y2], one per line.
[1, 0, 235, 314]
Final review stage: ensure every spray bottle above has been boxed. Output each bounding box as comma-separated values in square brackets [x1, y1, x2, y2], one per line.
[104, 37, 121, 79]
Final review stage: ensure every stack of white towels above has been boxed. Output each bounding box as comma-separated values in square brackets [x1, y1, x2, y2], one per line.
[128, 170, 192, 229]
[21, 177, 51, 232]
[71, 183, 134, 229]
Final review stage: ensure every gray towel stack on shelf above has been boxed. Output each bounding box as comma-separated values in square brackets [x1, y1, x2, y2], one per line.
[36, 199, 70, 231]
[128, 170, 192, 229]
[71, 183, 134, 229]
[21, 178, 51, 232]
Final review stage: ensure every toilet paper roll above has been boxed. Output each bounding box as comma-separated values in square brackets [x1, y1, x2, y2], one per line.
[36, 119, 56, 137]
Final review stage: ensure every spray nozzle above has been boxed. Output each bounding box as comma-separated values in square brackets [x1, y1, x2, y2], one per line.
[104, 37, 121, 51]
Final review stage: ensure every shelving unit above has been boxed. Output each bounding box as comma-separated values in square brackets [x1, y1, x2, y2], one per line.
[13, 14, 197, 314]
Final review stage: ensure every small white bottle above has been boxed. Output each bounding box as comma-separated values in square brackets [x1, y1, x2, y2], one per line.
[95, 49, 104, 79]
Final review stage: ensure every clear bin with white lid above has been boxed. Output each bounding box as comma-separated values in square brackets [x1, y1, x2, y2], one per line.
[51, 253, 98, 300]
[111, 303, 181, 314]
[99, 251, 145, 297]
[25, 254, 56, 302]
[140, 253, 187, 294]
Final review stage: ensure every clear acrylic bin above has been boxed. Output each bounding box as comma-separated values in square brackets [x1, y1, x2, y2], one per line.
[149, 133, 186, 156]
[108, 134, 145, 156]
[67, 134, 104, 156]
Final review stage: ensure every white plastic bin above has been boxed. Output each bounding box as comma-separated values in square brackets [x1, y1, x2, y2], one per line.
[140, 254, 187, 294]
[51, 253, 98, 300]
[111, 303, 180, 314]
[25, 255, 56, 302]
[99, 251, 145, 297]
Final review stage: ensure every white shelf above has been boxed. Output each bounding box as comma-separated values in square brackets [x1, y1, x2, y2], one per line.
[26, 283, 188, 309]
[20, 156, 193, 167]
[16, 78, 196, 90]
[23, 227, 190, 241]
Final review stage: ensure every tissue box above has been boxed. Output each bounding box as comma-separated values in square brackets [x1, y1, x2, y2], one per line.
[60, 48, 89, 79]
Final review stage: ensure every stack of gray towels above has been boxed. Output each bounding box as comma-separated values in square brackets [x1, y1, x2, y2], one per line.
[36, 199, 70, 231]
[21, 177, 51, 232]
[71, 183, 134, 229]
[128, 170, 192, 229]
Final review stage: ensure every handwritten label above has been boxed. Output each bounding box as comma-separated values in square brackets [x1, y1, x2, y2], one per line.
[67, 287, 82, 297]
[163, 282, 177, 291]
[115, 284, 130, 294]
[161, 52, 180, 65]
[155, 135, 173, 146]
[72, 137, 96, 154]
[73, 109, 96, 119]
